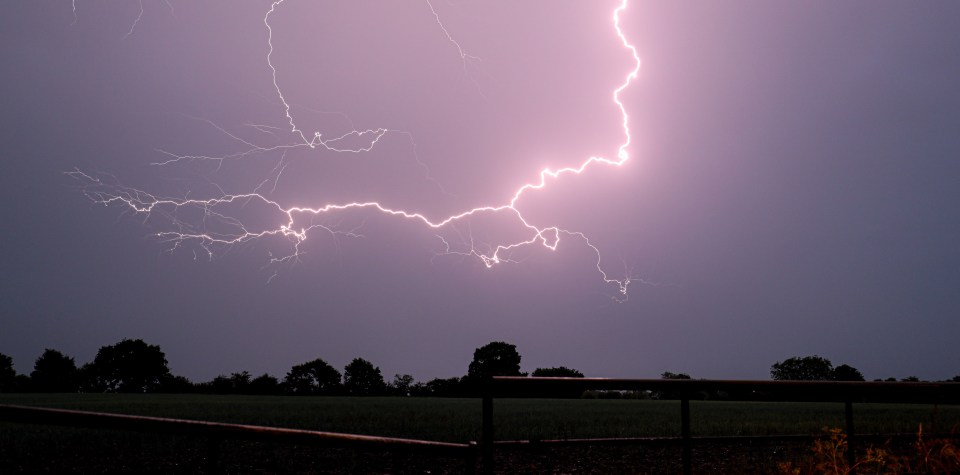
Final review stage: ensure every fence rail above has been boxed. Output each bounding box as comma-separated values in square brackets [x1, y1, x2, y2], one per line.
[482, 377, 960, 475]
[0, 404, 476, 472]
[4, 379, 960, 474]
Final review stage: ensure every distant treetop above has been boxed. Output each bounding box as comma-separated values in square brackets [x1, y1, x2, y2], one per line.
[771, 355, 865, 382]
[284, 357, 342, 395]
[467, 341, 524, 381]
[343, 358, 386, 396]
[83, 339, 171, 393]
[32, 348, 79, 392]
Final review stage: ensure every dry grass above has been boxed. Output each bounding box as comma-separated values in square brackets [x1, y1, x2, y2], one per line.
[778, 425, 960, 474]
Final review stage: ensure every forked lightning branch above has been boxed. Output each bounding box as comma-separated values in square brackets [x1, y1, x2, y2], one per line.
[70, 0, 641, 300]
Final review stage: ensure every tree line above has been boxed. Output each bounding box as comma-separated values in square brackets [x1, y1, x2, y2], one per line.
[1, 341, 956, 397]
[0, 339, 579, 396]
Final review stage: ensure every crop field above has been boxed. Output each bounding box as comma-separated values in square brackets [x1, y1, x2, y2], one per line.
[1, 394, 958, 473]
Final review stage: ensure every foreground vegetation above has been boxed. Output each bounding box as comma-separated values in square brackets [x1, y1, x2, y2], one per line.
[779, 427, 960, 474]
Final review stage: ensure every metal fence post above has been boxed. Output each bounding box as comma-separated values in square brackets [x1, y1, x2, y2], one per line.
[681, 398, 691, 475]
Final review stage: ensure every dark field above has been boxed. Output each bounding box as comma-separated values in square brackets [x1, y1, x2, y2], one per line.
[2, 394, 958, 473]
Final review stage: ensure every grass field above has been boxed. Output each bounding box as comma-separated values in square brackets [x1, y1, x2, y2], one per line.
[2, 394, 958, 440]
[2, 394, 959, 473]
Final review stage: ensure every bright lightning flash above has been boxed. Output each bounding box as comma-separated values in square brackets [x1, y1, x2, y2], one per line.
[70, 0, 642, 300]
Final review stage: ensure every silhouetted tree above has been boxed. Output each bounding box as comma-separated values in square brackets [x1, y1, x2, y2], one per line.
[408, 382, 428, 397]
[832, 364, 865, 381]
[388, 374, 416, 396]
[229, 371, 252, 393]
[78, 363, 100, 392]
[465, 341, 524, 396]
[467, 341, 524, 381]
[770, 355, 834, 381]
[157, 374, 194, 393]
[249, 373, 281, 395]
[206, 375, 236, 394]
[284, 358, 342, 395]
[950, 376, 960, 383]
[199, 372, 253, 394]
[532, 367, 584, 378]
[83, 339, 171, 392]
[901, 376, 921, 382]
[661, 371, 692, 380]
[31, 349, 79, 392]
[343, 358, 386, 396]
[0, 352, 15, 392]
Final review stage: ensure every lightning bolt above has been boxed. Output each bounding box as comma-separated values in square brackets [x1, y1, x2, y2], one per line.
[71, 0, 174, 36]
[424, 0, 485, 98]
[71, 0, 642, 300]
[125, 0, 144, 38]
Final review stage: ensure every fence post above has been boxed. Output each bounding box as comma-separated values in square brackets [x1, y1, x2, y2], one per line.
[482, 381, 494, 475]
[681, 398, 691, 475]
[845, 400, 856, 474]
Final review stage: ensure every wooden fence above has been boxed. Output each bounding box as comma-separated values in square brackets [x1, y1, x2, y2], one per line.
[482, 377, 960, 475]
[3, 378, 960, 474]
[0, 404, 477, 473]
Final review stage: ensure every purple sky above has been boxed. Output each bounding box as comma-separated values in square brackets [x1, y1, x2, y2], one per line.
[2, 1, 958, 383]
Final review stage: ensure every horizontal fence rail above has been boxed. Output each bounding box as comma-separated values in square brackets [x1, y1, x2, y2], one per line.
[482, 378, 960, 475]
[0, 404, 476, 472]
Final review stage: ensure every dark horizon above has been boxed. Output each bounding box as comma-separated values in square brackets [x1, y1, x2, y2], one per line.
[3, 337, 955, 387]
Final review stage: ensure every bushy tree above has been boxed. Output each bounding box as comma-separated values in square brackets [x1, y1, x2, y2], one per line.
[467, 341, 524, 381]
[249, 373, 281, 395]
[388, 374, 416, 396]
[157, 374, 194, 393]
[209, 375, 231, 393]
[661, 371, 692, 380]
[532, 366, 584, 378]
[227, 371, 252, 393]
[284, 358, 342, 395]
[343, 358, 386, 396]
[204, 372, 253, 394]
[83, 339, 171, 392]
[771, 355, 834, 381]
[832, 364, 865, 382]
[0, 352, 15, 392]
[31, 349, 79, 392]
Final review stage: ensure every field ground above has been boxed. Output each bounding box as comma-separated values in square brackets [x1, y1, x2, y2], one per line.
[1, 394, 958, 473]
